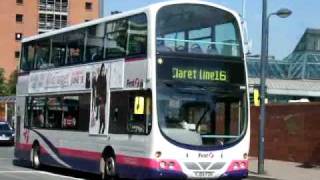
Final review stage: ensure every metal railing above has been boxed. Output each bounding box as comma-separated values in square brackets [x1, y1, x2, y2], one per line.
[39, 20, 67, 30]
[39, 1, 68, 13]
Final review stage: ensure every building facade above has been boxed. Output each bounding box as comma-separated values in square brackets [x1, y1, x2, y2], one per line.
[0, 0, 100, 79]
[247, 28, 320, 103]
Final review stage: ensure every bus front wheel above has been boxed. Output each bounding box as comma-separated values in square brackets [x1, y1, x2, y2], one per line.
[101, 155, 117, 180]
[31, 145, 41, 169]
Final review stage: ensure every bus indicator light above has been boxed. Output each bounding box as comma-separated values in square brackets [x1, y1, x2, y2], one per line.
[157, 58, 164, 64]
[160, 161, 166, 169]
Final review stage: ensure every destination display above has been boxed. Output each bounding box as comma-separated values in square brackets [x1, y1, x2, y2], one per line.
[172, 67, 228, 82]
[157, 56, 245, 85]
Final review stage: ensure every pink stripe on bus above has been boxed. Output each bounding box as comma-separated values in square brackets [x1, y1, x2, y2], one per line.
[16, 143, 32, 151]
[58, 148, 101, 161]
[116, 154, 160, 169]
[16, 143, 182, 171]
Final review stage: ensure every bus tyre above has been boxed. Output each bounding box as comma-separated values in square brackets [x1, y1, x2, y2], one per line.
[101, 155, 116, 180]
[31, 145, 41, 169]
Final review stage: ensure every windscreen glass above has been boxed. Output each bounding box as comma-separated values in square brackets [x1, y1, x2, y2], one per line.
[156, 4, 242, 57]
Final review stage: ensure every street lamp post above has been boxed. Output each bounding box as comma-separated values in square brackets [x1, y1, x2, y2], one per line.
[258, 0, 292, 174]
[99, 0, 105, 18]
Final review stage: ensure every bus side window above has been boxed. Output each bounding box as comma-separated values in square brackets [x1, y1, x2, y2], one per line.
[51, 34, 67, 67]
[127, 14, 147, 57]
[109, 90, 152, 135]
[21, 43, 35, 71]
[109, 92, 129, 134]
[86, 24, 104, 62]
[35, 39, 50, 69]
[105, 19, 128, 59]
[127, 96, 146, 134]
[66, 30, 85, 65]
[127, 94, 152, 134]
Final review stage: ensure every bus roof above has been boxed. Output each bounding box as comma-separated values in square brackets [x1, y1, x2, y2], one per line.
[22, 0, 240, 43]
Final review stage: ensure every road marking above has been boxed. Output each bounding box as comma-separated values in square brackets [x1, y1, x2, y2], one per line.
[0, 171, 85, 180]
[37, 171, 85, 180]
[0, 171, 35, 173]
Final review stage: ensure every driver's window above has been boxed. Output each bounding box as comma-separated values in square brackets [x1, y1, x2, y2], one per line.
[127, 94, 152, 134]
[109, 90, 152, 135]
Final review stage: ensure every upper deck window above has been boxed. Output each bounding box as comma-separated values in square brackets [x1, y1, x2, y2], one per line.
[35, 39, 50, 69]
[86, 24, 105, 62]
[66, 30, 85, 65]
[127, 14, 147, 57]
[21, 42, 35, 71]
[156, 4, 242, 57]
[19, 13, 147, 72]
[105, 13, 147, 59]
[106, 19, 128, 59]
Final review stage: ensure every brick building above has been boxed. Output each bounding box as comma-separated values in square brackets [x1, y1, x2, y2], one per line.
[0, 0, 100, 79]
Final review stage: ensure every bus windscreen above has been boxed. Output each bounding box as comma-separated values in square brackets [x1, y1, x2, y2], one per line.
[156, 4, 242, 57]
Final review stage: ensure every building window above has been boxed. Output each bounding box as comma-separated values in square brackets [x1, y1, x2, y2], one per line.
[15, 51, 20, 58]
[16, 14, 23, 23]
[16, 0, 23, 4]
[316, 38, 320, 51]
[85, 2, 92, 10]
[15, 33, 23, 40]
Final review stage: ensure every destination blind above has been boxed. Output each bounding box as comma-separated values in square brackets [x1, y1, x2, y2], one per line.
[157, 56, 245, 85]
[172, 67, 228, 82]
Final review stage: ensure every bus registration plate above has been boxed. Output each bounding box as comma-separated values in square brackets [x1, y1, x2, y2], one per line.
[194, 171, 214, 177]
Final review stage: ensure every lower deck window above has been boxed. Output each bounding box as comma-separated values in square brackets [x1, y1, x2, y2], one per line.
[109, 90, 152, 135]
[27, 94, 90, 131]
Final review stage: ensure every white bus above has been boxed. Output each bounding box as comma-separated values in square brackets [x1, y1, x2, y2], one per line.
[15, 0, 250, 179]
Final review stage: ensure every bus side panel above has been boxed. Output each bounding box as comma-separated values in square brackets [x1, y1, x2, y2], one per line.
[15, 75, 31, 161]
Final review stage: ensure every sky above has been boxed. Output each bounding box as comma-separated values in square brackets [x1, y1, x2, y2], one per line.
[103, 0, 320, 60]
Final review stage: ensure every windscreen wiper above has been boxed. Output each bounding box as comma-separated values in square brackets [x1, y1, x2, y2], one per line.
[195, 105, 210, 132]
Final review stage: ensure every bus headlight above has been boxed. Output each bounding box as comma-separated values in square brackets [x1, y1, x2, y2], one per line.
[240, 162, 246, 169]
[227, 160, 248, 172]
[233, 162, 240, 170]
[159, 161, 166, 169]
[168, 162, 175, 169]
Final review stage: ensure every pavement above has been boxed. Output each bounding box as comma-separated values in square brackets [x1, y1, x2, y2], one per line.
[249, 157, 320, 180]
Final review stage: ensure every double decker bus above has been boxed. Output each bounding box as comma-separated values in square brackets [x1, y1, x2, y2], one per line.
[15, 0, 250, 179]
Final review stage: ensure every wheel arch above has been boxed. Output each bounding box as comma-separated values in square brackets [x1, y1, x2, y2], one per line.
[101, 146, 116, 159]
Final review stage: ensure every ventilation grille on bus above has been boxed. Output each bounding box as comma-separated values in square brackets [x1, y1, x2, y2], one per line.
[184, 162, 226, 170]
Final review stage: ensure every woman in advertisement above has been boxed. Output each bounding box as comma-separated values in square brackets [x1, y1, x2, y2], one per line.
[96, 64, 107, 134]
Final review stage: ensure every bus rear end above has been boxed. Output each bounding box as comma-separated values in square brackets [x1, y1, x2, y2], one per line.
[153, 2, 249, 179]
